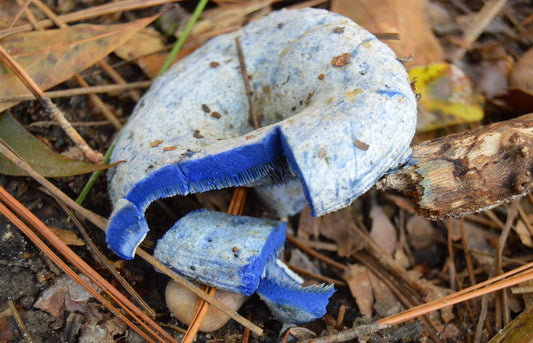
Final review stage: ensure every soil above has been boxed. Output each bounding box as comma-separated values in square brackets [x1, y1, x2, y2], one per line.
[0, 1, 532, 342]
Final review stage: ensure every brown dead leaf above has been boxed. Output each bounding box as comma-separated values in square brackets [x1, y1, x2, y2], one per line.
[331, 0, 445, 67]
[369, 205, 397, 257]
[49, 227, 84, 247]
[462, 221, 497, 266]
[113, 27, 165, 61]
[514, 220, 533, 248]
[406, 215, 439, 250]
[0, 15, 157, 112]
[0, 2, 30, 30]
[34, 274, 97, 324]
[368, 271, 402, 317]
[320, 207, 360, 257]
[510, 48, 533, 93]
[297, 206, 320, 240]
[132, 45, 198, 79]
[79, 303, 127, 343]
[343, 264, 374, 318]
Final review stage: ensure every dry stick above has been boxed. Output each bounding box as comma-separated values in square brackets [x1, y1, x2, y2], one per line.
[235, 37, 259, 129]
[285, 262, 347, 287]
[380, 264, 533, 326]
[0, 187, 176, 343]
[0, 81, 152, 102]
[312, 266, 533, 343]
[74, 75, 123, 129]
[459, 217, 480, 326]
[0, 138, 108, 230]
[0, 0, 177, 38]
[32, 0, 143, 104]
[355, 252, 442, 343]
[450, 0, 509, 63]
[335, 304, 346, 330]
[30, 0, 123, 130]
[446, 219, 457, 291]
[137, 249, 263, 336]
[30, 120, 117, 128]
[0, 138, 263, 336]
[98, 60, 142, 102]
[495, 202, 518, 327]
[51, 195, 156, 318]
[0, 45, 103, 163]
[285, 234, 349, 271]
[182, 187, 248, 343]
[517, 203, 533, 237]
[9, 0, 32, 29]
[241, 314, 253, 343]
[15, 0, 38, 29]
[8, 299, 34, 343]
[0, 201, 158, 343]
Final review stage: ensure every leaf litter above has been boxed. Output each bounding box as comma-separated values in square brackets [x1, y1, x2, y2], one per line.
[1, 0, 533, 342]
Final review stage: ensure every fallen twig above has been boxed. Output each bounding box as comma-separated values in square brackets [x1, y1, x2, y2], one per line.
[0, 137, 264, 336]
[8, 299, 34, 343]
[377, 113, 533, 220]
[450, 0, 510, 63]
[0, 45, 103, 163]
[0, 199, 161, 343]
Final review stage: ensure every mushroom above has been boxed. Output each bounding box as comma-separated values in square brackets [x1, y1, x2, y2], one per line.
[105, 8, 417, 260]
[154, 210, 334, 326]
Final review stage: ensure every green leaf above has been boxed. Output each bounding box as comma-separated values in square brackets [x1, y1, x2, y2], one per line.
[0, 112, 111, 177]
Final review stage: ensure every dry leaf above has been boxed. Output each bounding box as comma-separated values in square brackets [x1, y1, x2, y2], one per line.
[0, 15, 157, 112]
[0, 2, 30, 29]
[113, 27, 165, 61]
[331, 0, 445, 67]
[409, 63, 484, 131]
[49, 227, 84, 246]
[320, 207, 359, 257]
[343, 264, 374, 318]
[0, 112, 112, 176]
[368, 271, 402, 317]
[297, 206, 320, 240]
[510, 48, 533, 93]
[513, 220, 533, 248]
[79, 303, 127, 343]
[34, 274, 97, 324]
[406, 214, 439, 250]
[369, 204, 397, 256]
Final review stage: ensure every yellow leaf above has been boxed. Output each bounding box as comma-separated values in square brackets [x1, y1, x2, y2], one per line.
[409, 63, 484, 131]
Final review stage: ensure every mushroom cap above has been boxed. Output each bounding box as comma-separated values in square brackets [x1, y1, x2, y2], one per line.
[154, 209, 286, 296]
[106, 8, 417, 260]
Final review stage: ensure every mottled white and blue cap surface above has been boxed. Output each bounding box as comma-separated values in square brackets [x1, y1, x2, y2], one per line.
[106, 8, 417, 260]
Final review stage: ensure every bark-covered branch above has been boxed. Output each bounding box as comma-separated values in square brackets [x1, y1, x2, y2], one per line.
[376, 113, 533, 220]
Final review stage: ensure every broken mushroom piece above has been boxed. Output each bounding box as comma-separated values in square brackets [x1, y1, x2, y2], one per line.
[106, 8, 417, 260]
[154, 209, 287, 295]
[154, 210, 335, 325]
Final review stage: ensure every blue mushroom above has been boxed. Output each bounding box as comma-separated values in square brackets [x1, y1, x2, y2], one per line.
[106, 8, 417, 260]
[154, 210, 335, 324]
